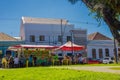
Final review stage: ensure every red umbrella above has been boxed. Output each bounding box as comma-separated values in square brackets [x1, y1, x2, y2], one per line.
[58, 41, 84, 51]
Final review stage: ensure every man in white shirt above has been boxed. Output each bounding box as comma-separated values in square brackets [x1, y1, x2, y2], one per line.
[14, 55, 19, 68]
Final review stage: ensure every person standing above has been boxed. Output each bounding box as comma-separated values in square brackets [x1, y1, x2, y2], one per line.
[28, 55, 33, 67]
[33, 55, 37, 66]
[8, 56, 14, 68]
[1, 56, 7, 68]
[19, 55, 26, 67]
[14, 55, 19, 68]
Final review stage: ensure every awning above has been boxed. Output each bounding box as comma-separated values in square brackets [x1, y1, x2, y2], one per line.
[8, 44, 58, 50]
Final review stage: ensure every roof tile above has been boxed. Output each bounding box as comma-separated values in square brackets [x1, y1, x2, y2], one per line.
[88, 32, 112, 40]
[0, 33, 18, 41]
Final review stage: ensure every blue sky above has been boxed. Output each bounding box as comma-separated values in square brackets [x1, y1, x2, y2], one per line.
[0, 0, 112, 38]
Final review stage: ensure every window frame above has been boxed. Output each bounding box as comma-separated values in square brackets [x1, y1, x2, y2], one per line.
[58, 35, 62, 42]
[99, 48, 103, 58]
[105, 48, 109, 57]
[66, 36, 72, 42]
[92, 48, 96, 59]
[39, 35, 45, 41]
[30, 35, 35, 42]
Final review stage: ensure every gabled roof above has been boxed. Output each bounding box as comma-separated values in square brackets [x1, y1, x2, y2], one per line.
[88, 32, 112, 40]
[22, 17, 68, 25]
[0, 33, 18, 41]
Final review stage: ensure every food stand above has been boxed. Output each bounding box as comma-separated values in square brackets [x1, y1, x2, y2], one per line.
[8, 44, 57, 66]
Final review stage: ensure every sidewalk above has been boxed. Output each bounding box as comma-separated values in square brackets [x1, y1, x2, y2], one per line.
[52, 66, 120, 74]
[68, 66, 120, 74]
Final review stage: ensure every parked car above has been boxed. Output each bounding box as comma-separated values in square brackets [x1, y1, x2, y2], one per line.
[102, 57, 114, 64]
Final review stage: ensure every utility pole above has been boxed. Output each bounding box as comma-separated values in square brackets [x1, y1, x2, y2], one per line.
[70, 30, 74, 64]
[61, 19, 63, 45]
[70, 30, 74, 54]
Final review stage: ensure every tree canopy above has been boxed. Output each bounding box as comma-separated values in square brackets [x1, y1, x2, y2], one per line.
[69, 0, 120, 44]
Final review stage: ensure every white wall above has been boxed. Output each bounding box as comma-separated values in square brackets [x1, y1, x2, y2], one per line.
[23, 23, 74, 45]
[87, 46, 114, 58]
[87, 40, 115, 59]
[20, 22, 25, 40]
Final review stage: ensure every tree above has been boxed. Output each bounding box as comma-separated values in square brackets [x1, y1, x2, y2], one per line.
[69, 0, 120, 43]
[69, 0, 120, 63]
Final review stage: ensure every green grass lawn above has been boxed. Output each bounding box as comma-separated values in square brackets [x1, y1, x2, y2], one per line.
[0, 67, 120, 80]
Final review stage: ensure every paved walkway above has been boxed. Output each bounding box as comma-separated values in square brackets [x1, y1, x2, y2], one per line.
[52, 66, 120, 74]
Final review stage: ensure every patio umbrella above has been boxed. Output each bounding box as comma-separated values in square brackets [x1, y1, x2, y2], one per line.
[57, 41, 84, 51]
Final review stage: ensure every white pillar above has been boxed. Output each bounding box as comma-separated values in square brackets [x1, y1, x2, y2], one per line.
[96, 48, 99, 59]
[102, 48, 105, 58]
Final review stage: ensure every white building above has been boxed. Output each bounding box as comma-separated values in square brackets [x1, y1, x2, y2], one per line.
[87, 32, 120, 60]
[20, 17, 87, 57]
[20, 17, 75, 45]
[87, 40, 114, 59]
[20, 17, 87, 46]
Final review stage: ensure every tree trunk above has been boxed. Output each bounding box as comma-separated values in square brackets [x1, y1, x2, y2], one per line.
[102, 7, 119, 63]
